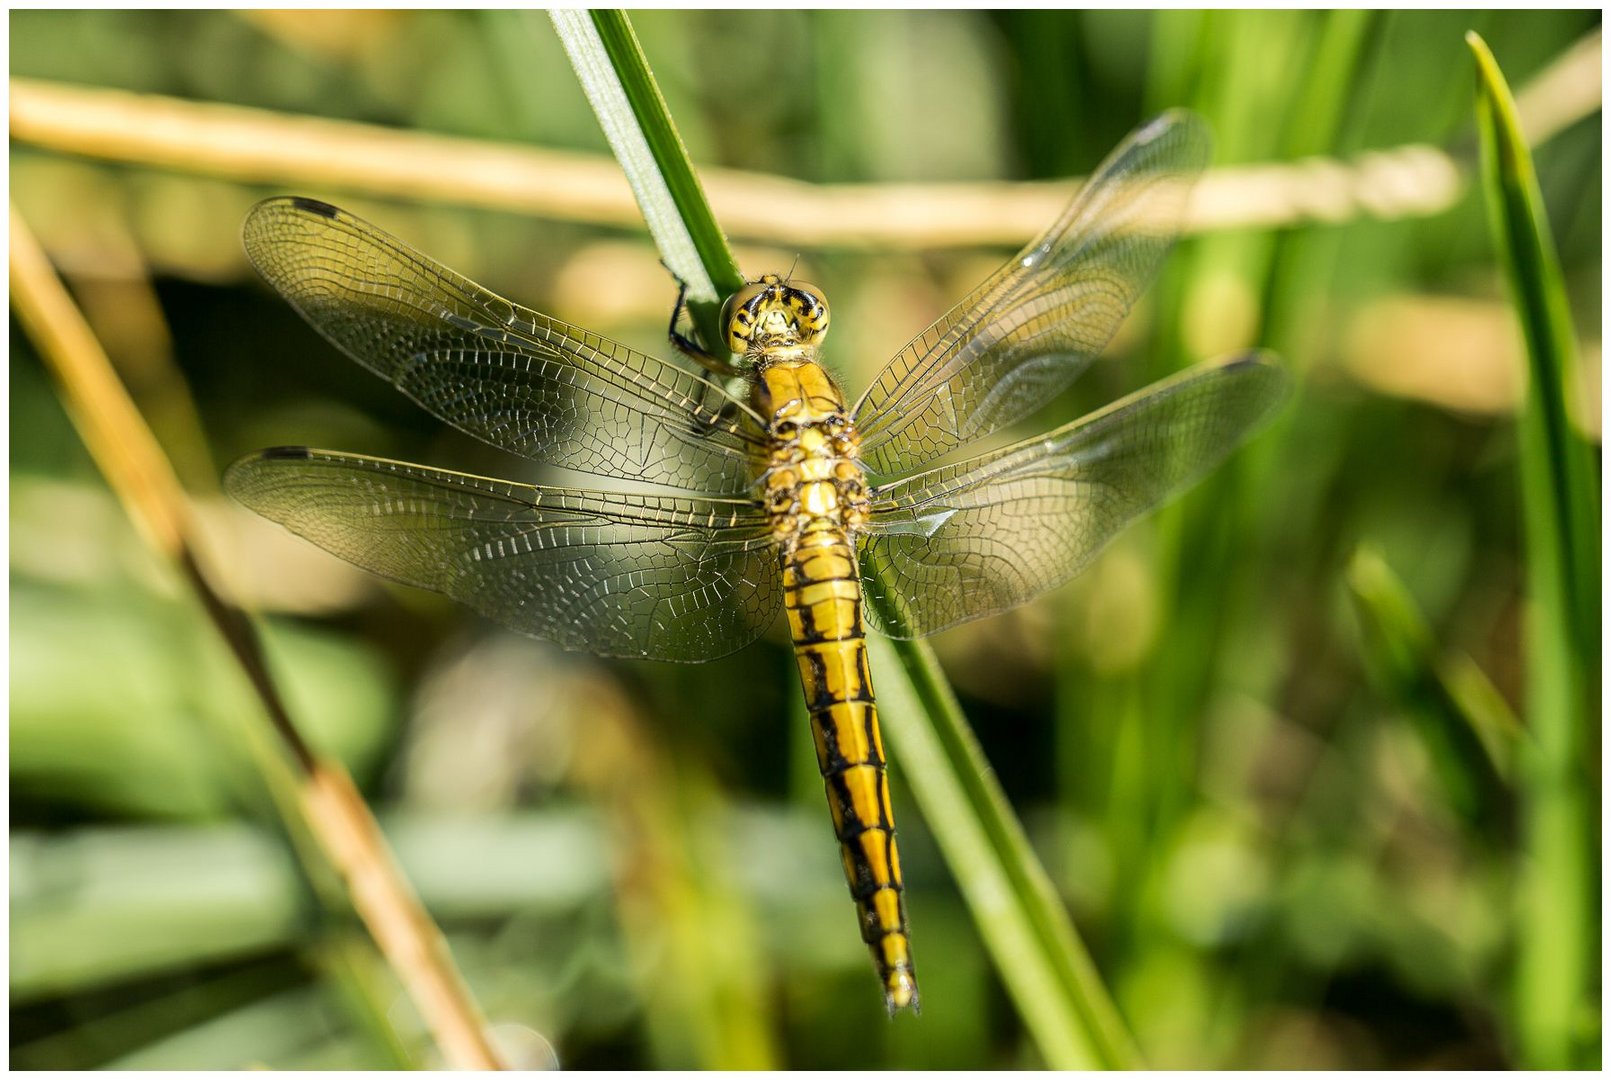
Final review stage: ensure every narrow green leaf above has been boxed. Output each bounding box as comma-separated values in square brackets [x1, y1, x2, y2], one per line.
[868, 634, 1140, 1068]
[1280, 9, 1375, 159]
[1468, 32, 1599, 661]
[554, 10, 1135, 1067]
[317, 935, 419, 1070]
[550, 9, 743, 353]
[1468, 31, 1599, 1070]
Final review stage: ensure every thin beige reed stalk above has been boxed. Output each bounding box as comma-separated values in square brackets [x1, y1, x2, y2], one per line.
[9, 28, 1598, 251]
[9, 204, 506, 1072]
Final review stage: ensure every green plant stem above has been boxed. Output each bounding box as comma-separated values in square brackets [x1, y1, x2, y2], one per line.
[555, 9, 1137, 1068]
[1468, 31, 1599, 1070]
[1470, 36, 1599, 661]
[868, 635, 1139, 1067]
[551, 9, 742, 353]
[10, 205, 499, 1070]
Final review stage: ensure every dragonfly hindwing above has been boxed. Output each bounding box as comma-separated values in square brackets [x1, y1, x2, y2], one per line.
[858, 353, 1289, 639]
[225, 448, 781, 661]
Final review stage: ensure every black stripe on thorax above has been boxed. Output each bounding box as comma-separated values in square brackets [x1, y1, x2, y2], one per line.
[784, 569, 860, 589]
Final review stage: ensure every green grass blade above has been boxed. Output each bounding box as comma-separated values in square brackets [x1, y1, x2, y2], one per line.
[554, 10, 1135, 1067]
[1469, 33, 1600, 661]
[868, 635, 1140, 1068]
[550, 9, 743, 352]
[1468, 31, 1600, 1070]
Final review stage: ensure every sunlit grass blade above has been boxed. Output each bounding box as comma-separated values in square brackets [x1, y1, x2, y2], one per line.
[551, 9, 743, 353]
[1468, 31, 1599, 1070]
[1469, 33, 1600, 661]
[868, 635, 1140, 1068]
[554, 10, 1136, 1067]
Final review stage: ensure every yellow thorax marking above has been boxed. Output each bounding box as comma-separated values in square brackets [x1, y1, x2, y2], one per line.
[755, 361, 847, 426]
[733, 276, 871, 540]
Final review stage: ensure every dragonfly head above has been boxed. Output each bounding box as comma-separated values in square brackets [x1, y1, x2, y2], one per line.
[722, 273, 830, 357]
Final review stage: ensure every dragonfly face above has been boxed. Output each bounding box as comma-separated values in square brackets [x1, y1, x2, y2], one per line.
[722, 273, 831, 358]
[225, 110, 1289, 1016]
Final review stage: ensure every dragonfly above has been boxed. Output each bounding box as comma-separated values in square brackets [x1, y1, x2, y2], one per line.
[225, 110, 1288, 1016]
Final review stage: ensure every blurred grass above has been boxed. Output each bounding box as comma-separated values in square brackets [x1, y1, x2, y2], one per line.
[8, 9, 1602, 1070]
[1346, 545, 1520, 804]
[11, 196, 503, 1067]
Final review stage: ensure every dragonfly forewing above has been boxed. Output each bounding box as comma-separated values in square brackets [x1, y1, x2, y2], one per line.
[858, 352, 1289, 639]
[853, 110, 1210, 479]
[225, 448, 781, 661]
[243, 197, 766, 494]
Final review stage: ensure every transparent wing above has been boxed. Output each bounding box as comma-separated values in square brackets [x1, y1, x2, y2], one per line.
[225, 448, 781, 661]
[243, 197, 765, 494]
[858, 354, 1288, 638]
[852, 110, 1210, 479]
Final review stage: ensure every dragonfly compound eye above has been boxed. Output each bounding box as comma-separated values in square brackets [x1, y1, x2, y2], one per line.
[783, 281, 830, 344]
[721, 281, 770, 354]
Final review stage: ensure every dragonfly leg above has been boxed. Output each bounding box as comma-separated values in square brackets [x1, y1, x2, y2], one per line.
[666, 275, 743, 377]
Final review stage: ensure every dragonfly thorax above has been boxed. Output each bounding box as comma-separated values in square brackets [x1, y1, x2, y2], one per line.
[756, 360, 870, 538]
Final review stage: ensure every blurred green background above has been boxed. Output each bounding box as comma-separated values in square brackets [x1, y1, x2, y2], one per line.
[9, 9, 1601, 1070]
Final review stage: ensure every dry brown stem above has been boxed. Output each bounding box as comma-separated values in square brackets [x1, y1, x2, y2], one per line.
[9, 204, 506, 1072]
[11, 27, 1598, 251]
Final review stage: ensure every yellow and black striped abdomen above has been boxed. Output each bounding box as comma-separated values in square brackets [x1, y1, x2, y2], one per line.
[751, 357, 916, 1012]
[783, 521, 918, 1014]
